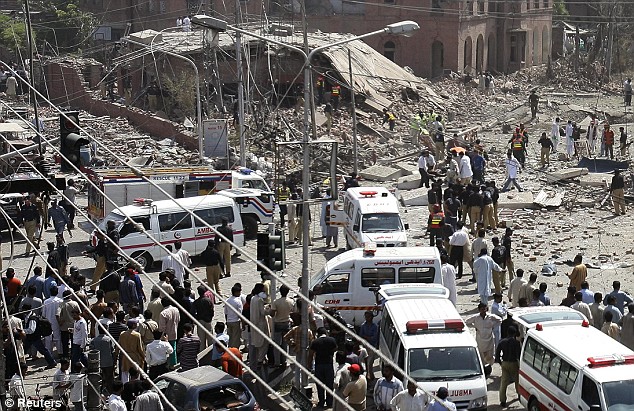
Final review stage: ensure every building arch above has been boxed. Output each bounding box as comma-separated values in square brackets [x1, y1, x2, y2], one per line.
[487, 33, 496, 71]
[464, 36, 473, 71]
[431, 40, 444, 78]
[476, 34, 484, 72]
[542, 26, 550, 63]
[384, 41, 396, 62]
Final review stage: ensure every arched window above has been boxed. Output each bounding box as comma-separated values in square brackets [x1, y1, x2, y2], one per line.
[384, 41, 396, 61]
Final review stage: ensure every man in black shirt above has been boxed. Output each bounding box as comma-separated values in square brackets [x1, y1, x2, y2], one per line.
[200, 240, 224, 297]
[537, 132, 554, 168]
[20, 197, 40, 255]
[216, 219, 234, 277]
[610, 169, 626, 216]
[99, 268, 121, 303]
[192, 285, 214, 351]
[467, 186, 484, 234]
[503, 228, 514, 285]
[444, 189, 461, 231]
[309, 327, 338, 408]
[343, 172, 360, 191]
[495, 326, 521, 407]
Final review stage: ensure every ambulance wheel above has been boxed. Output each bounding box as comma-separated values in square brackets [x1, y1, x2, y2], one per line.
[243, 216, 258, 240]
[131, 251, 153, 271]
[528, 398, 540, 411]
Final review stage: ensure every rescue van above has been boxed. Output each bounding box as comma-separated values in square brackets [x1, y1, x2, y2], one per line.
[86, 166, 271, 221]
[309, 245, 442, 326]
[519, 323, 634, 411]
[379, 297, 488, 410]
[331, 187, 407, 249]
[93, 195, 244, 269]
[508, 306, 588, 340]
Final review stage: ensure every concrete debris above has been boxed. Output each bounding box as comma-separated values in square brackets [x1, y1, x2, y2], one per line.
[534, 189, 564, 208]
[544, 168, 589, 183]
[497, 191, 535, 210]
[579, 173, 612, 187]
[398, 187, 429, 207]
[396, 174, 421, 190]
[359, 164, 402, 182]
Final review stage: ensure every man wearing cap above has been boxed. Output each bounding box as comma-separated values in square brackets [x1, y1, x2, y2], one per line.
[427, 387, 457, 411]
[343, 363, 367, 410]
[390, 380, 428, 411]
[610, 169, 626, 215]
[603, 123, 615, 159]
[117, 319, 145, 383]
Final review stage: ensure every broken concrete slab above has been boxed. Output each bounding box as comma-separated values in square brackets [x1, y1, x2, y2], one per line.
[534, 189, 564, 207]
[357, 121, 384, 138]
[397, 174, 421, 190]
[399, 187, 429, 207]
[498, 190, 535, 209]
[545, 167, 589, 183]
[394, 162, 419, 177]
[359, 164, 402, 182]
[579, 173, 612, 187]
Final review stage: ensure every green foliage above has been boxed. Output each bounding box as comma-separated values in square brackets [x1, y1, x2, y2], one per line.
[33, 0, 97, 51]
[0, 14, 31, 56]
[553, 0, 568, 16]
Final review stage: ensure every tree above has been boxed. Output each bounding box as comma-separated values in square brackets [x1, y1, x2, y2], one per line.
[0, 14, 31, 59]
[553, 0, 568, 16]
[32, 0, 96, 51]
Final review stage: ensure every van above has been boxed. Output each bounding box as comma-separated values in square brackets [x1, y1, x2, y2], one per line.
[310, 246, 442, 326]
[332, 187, 408, 249]
[508, 306, 588, 340]
[519, 323, 634, 411]
[93, 195, 244, 269]
[379, 297, 488, 410]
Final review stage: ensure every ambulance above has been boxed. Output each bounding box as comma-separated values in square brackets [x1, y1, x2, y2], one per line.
[86, 166, 271, 221]
[93, 195, 244, 269]
[507, 306, 588, 340]
[310, 245, 442, 326]
[379, 296, 488, 410]
[331, 187, 408, 249]
[519, 323, 634, 411]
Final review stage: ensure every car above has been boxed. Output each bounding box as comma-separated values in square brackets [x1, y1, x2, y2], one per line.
[0, 193, 25, 232]
[153, 366, 259, 411]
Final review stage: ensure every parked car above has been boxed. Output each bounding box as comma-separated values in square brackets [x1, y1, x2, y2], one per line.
[153, 366, 259, 411]
[0, 193, 25, 232]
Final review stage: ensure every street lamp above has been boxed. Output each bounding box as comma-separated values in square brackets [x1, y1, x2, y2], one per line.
[193, 16, 419, 386]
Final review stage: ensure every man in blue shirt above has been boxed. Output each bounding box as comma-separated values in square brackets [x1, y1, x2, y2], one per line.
[579, 281, 595, 305]
[359, 310, 379, 381]
[604, 281, 633, 314]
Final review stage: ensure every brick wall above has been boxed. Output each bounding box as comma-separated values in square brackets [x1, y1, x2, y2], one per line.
[43, 62, 198, 151]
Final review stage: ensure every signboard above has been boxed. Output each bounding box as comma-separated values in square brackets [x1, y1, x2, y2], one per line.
[203, 119, 228, 158]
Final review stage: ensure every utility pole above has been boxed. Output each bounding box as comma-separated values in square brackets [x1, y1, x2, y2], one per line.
[236, 0, 246, 167]
[574, 25, 580, 73]
[348, 48, 359, 174]
[606, 3, 616, 79]
[24, 0, 42, 154]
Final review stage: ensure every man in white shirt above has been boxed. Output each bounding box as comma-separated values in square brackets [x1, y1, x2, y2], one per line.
[174, 241, 191, 280]
[551, 117, 560, 152]
[571, 292, 594, 323]
[71, 309, 88, 367]
[449, 222, 469, 279]
[565, 120, 575, 158]
[491, 293, 508, 347]
[440, 255, 457, 306]
[108, 380, 127, 411]
[146, 330, 174, 379]
[390, 381, 428, 411]
[501, 150, 523, 192]
[161, 245, 182, 283]
[417, 150, 435, 188]
[52, 359, 71, 401]
[43, 285, 64, 355]
[508, 269, 527, 307]
[458, 152, 473, 185]
[466, 303, 502, 370]
[225, 285, 244, 348]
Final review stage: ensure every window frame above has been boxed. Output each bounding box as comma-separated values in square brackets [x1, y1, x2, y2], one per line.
[158, 212, 193, 232]
[361, 267, 395, 288]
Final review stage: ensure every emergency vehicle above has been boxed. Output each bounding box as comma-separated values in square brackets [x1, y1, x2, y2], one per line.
[519, 323, 634, 411]
[379, 296, 488, 410]
[508, 305, 587, 340]
[330, 187, 408, 249]
[93, 195, 244, 269]
[86, 166, 271, 222]
[309, 244, 442, 326]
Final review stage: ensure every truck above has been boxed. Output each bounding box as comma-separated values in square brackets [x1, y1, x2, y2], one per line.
[85, 166, 273, 238]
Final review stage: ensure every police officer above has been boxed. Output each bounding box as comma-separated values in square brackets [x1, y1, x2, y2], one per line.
[277, 181, 291, 228]
[427, 204, 445, 247]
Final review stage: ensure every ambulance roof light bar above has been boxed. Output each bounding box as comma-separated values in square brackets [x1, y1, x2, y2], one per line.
[587, 354, 634, 368]
[406, 319, 465, 334]
[359, 191, 378, 197]
[133, 198, 153, 206]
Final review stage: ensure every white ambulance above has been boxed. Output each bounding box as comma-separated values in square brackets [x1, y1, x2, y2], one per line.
[519, 323, 634, 411]
[94, 195, 244, 269]
[310, 245, 442, 326]
[508, 306, 588, 340]
[379, 296, 488, 410]
[332, 187, 408, 249]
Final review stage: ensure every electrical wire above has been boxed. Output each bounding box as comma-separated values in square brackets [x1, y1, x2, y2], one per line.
[3, 63, 451, 408]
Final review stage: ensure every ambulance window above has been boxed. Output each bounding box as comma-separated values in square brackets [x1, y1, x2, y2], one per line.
[361, 268, 395, 287]
[193, 207, 235, 227]
[119, 217, 150, 238]
[321, 273, 349, 294]
[398, 267, 435, 283]
[558, 360, 577, 394]
[159, 212, 192, 232]
[354, 211, 361, 229]
[523, 337, 537, 367]
[547, 356, 561, 386]
[582, 376, 600, 407]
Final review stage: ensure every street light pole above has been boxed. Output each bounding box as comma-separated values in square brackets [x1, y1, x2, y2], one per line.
[348, 49, 359, 174]
[193, 15, 419, 387]
[235, 0, 246, 167]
